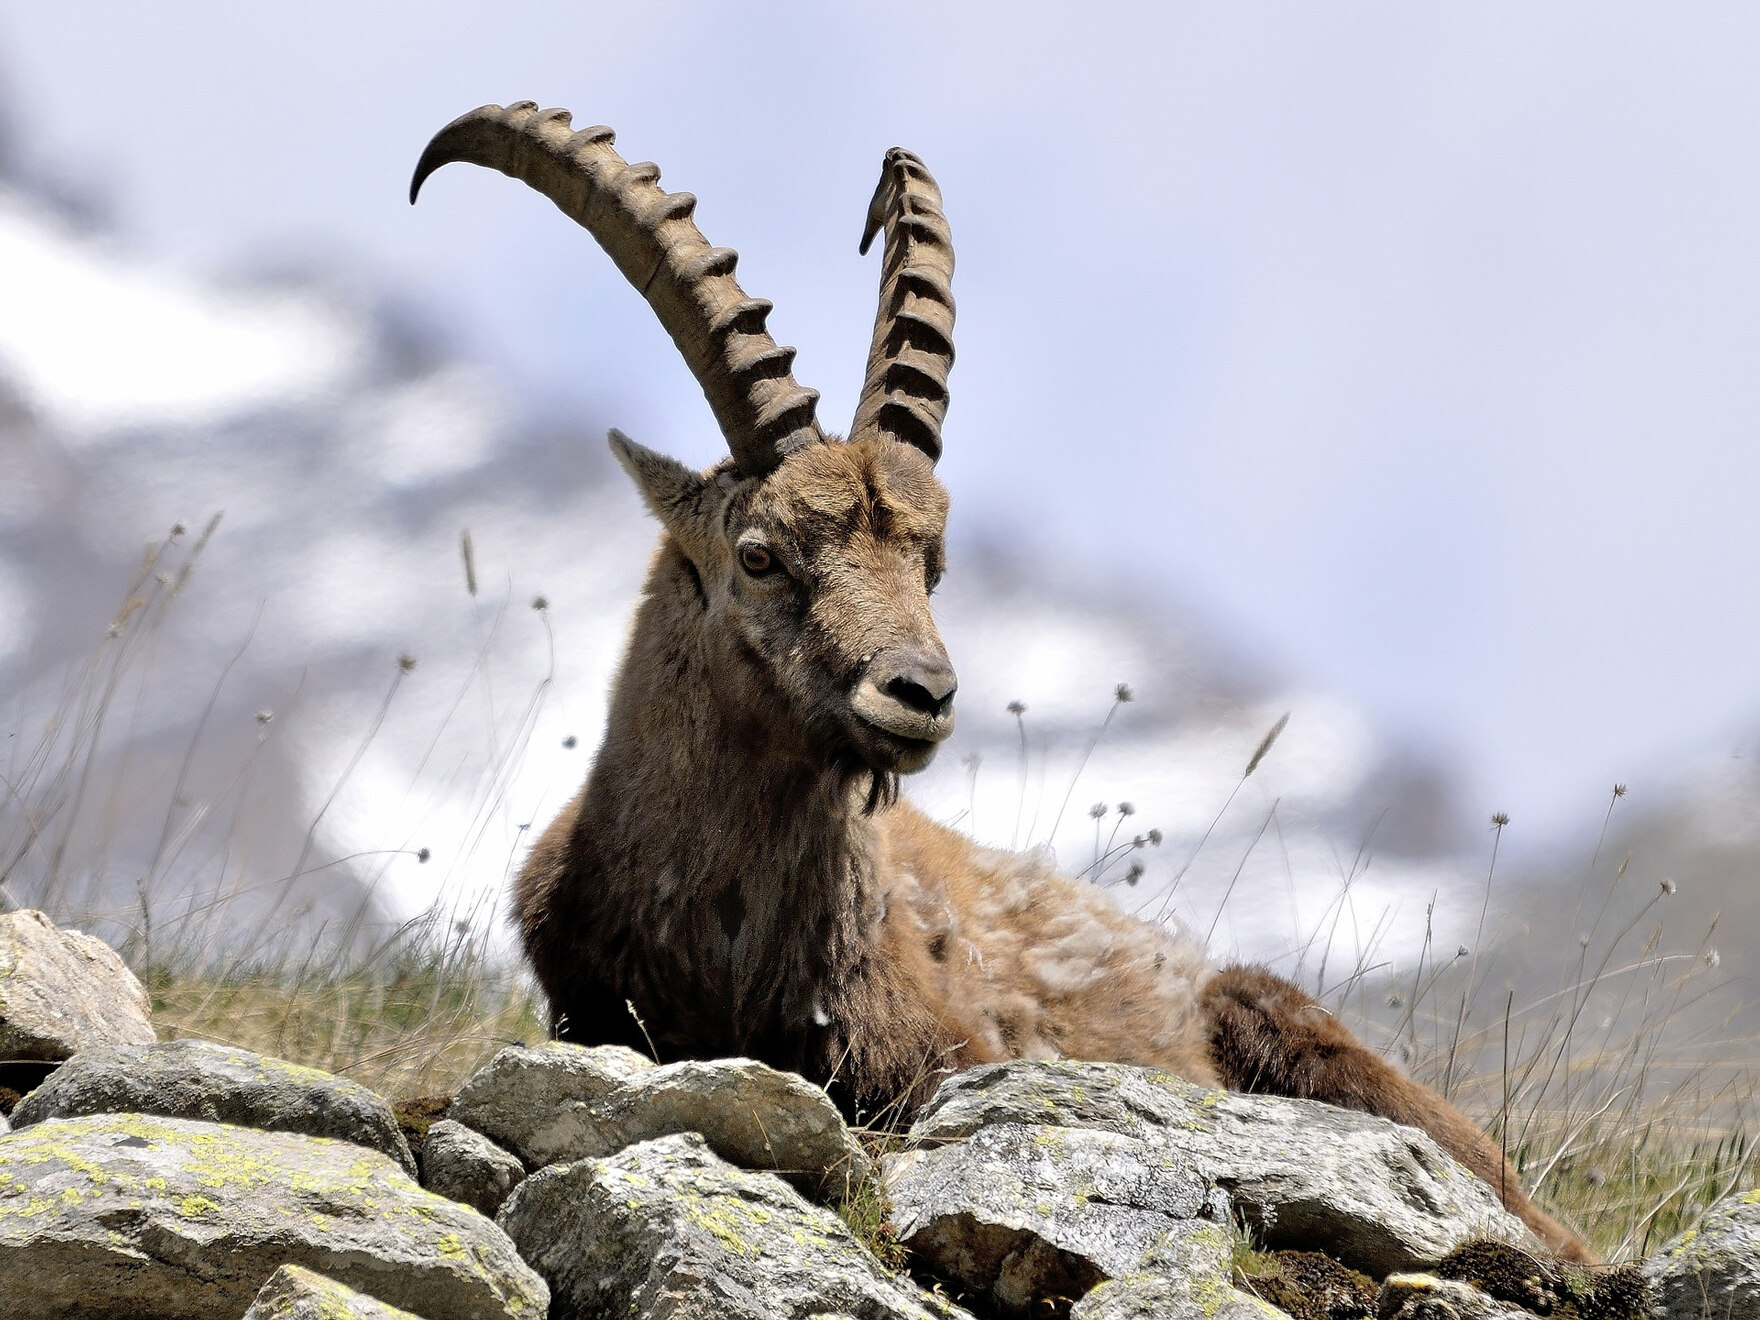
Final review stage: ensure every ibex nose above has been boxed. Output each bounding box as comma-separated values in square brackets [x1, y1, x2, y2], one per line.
[854, 648, 959, 744]
[884, 658, 958, 719]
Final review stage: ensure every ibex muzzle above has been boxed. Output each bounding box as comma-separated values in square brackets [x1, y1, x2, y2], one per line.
[855, 646, 957, 747]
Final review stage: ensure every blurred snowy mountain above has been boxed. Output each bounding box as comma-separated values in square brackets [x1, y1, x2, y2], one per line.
[0, 160, 1493, 971]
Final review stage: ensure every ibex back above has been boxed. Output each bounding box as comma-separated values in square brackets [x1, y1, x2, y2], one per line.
[412, 103, 1590, 1261]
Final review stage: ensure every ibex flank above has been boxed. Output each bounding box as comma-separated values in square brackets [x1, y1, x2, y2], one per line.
[411, 102, 1589, 1262]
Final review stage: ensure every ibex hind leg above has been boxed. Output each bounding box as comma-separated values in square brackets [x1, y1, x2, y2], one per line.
[1199, 965, 1595, 1264]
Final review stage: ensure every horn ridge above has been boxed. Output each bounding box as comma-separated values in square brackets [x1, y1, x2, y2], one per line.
[852, 147, 955, 463]
[411, 102, 824, 476]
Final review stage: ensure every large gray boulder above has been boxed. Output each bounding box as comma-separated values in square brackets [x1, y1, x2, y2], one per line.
[1071, 1221, 1287, 1320]
[0, 909, 155, 1062]
[905, 1060, 1529, 1278]
[452, 1045, 867, 1195]
[10, 1038, 416, 1176]
[0, 1112, 547, 1320]
[1646, 1186, 1760, 1320]
[244, 1264, 426, 1320]
[420, 1118, 525, 1217]
[885, 1120, 1213, 1314]
[497, 1130, 968, 1320]
[447, 1041, 653, 1168]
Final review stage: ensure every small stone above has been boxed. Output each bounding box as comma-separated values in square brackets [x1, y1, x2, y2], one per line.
[421, 1118, 525, 1217]
[243, 1264, 425, 1319]
[1646, 1186, 1760, 1320]
[596, 1057, 872, 1196]
[447, 1041, 653, 1168]
[10, 1038, 416, 1176]
[0, 1113, 547, 1320]
[497, 1131, 968, 1320]
[0, 909, 154, 1063]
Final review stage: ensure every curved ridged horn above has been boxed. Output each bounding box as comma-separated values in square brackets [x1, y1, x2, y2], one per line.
[850, 148, 955, 464]
[411, 103, 823, 477]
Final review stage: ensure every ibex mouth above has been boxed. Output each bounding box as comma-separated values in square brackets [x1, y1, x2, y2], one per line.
[851, 680, 957, 767]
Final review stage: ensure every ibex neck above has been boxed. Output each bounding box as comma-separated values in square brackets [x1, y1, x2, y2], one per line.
[581, 543, 881, 1064]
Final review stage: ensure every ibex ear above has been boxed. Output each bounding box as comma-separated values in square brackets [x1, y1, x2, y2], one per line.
[608, 429, 722, 562]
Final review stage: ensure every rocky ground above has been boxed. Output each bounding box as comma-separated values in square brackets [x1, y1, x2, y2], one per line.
[0, 909, 1747, 1320]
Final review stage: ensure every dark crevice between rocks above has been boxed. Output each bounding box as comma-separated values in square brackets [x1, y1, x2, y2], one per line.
[902, 1216, 1101, 1320]
[392, 1094, 451, 1160]
[0, 1062, 56, 1110]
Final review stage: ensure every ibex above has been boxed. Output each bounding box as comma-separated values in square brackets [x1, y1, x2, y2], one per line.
[412, 102, 1589, 1261]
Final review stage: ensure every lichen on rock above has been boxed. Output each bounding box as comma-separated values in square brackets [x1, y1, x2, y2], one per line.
[10, 1038, 417, 1175]
[0, 1112, 546, 1320]
[498, 1130, 964, 1320]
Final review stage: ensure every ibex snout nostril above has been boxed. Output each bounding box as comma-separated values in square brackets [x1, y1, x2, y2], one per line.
[884, 667, 958, 718]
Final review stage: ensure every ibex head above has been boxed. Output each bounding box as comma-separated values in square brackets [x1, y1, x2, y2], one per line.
[412, 106, 959, 777]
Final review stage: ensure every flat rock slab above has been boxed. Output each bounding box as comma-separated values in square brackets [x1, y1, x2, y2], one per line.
[420, 1119, 524, 1218]
[11, 1038, 416, 1176]
[452, 1045, 867, 1195]
[0, 1113, 547, 1320]
[244, 1264, 426, 1319]
[498, 1130, 968, 1320]
[0, 909, 155, 1063]
[1646, 1186, 1760, 1320]
[886, 1121, 1211, 1314]
[908, 1060, 1528, 1279]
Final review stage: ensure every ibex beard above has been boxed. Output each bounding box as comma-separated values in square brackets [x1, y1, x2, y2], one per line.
[413, 102, 1593, 1263]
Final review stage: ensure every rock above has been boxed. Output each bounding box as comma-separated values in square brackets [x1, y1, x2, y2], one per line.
[599, 1058, 873, 1195]
[1646, 1186, 1760, 1320]
[497, 1130, 968, 1320]
[10, 1038, 416, 1176]
[1375, 1274, 1530, 1320]
[447, 1041, 653, 1168]
[909, 1061, 1529, 1278]
[0, 1112, 547, 1320]
[0, 909, 154, 1063]
[884, 1121, 1211, 1314]
[421, 1118, 525, 1217]
[244, 1264, 426, 1319]
[1071, 1221, 1287, 1320]
[451, 1046, 867, 1196]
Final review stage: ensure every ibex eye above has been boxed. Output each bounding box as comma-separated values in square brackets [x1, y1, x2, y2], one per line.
[740, 545, 774, 575]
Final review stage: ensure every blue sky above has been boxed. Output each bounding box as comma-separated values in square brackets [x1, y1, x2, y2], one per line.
[4, 3, 1759, 832]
